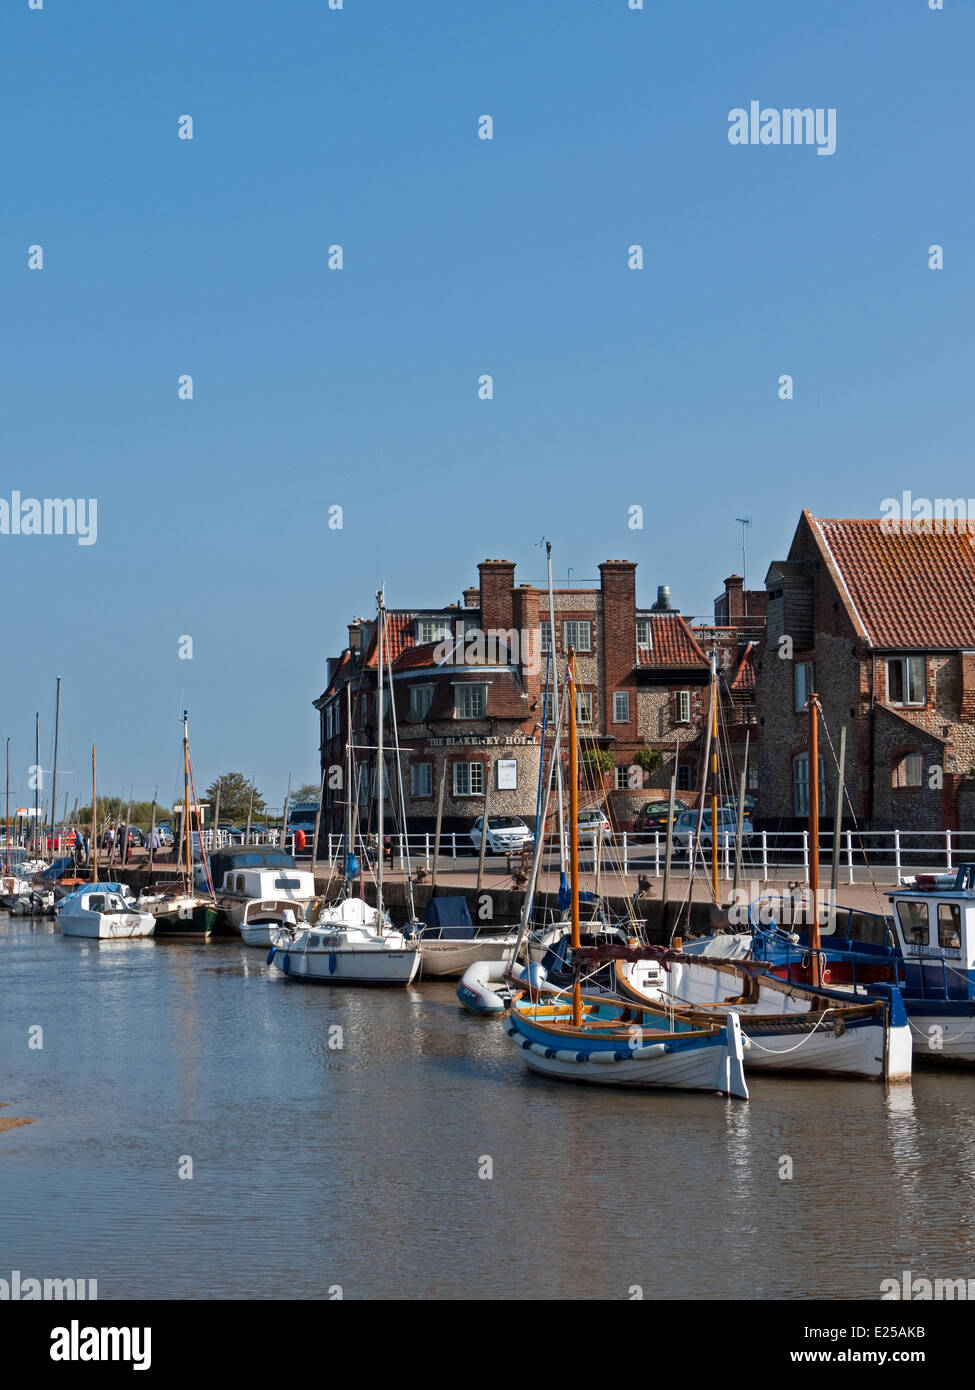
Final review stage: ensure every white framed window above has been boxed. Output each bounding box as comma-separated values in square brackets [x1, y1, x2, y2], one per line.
[455, 684, 487, 719]
[613, 691, 630, 723]
[539, 620, 552, 653]
[636, 619, 651, 648]
[453, 762, 484, 796]
[675, 690, 691, 724]
[795, 661, 814, 713]
[564, 620, 591, 652]
[887, 656, 925, 706]
[417, 617, 452, 645]
[408, 685, 433, 720]
[615, 766, 630, 790]
[893, 752, 923, 788]
[410, 762, 433, 797]
[576, 690, 593, 724]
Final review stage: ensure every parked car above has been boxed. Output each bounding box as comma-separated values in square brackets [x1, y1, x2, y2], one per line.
[99, 827, 143, 850]
[671, 808, 754, 855]
[469, 816, 534, 855]
[633, 799, 689, 833]
[576, 807, 612, 847]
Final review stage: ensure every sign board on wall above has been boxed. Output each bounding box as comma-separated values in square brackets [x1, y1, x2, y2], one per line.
[497, 759, 518, 790]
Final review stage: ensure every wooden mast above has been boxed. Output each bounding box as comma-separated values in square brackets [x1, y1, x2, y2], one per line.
[568, 647, 582, 1029]
[376, 587, 385, 918]
[34, 713, 40, 856]
[4, 738, 10, 871]
[808, 693, 822, 987]
[710, 651, 719, 902]
[50, 675, 61, 854]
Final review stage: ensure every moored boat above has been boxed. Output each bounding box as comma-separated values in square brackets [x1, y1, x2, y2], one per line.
[57, 884, 155, 939]
[268, 895, 420, 984]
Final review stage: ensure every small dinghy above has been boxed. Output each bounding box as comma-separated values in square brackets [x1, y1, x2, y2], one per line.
[457, 958, 546, 1014]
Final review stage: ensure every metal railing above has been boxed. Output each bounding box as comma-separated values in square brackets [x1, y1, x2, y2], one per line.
[314, 828, 975, 885]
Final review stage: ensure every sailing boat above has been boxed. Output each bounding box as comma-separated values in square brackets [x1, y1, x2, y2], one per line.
[138, 712, 219, 938]
[614, 686, 912, 1080]
[59, 746, 154, 939]
[504, 648, 749, 1097]
[268, 588, 420, 985]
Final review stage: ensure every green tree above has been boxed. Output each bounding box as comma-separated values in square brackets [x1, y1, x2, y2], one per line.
[294, 782, 322, 804]
[204, 774, 266, 823]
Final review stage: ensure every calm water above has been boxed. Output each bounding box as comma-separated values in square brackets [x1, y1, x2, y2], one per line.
[2, 912, 974, 1301]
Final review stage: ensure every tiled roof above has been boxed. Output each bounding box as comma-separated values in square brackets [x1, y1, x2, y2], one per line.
[635, 614, 709, 668]
[321, 648, 352, 699]
[730, 643, 756, 690]
[362, 613, 416, 668]
[811, 513, 975, 649]
[392, 641, 448, 672]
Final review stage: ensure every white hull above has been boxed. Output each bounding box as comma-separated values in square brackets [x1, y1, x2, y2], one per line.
[61, 913, 155, 939]
[417, 934, 521, 978]
[618, 957, 912, 1081]
[271, 945, 420, 984]
[505, 1012, 748, 1096]
[241, 921, 276, 947]
[908, 1014, 975, 1064]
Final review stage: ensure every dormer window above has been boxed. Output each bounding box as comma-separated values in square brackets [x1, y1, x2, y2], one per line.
[417, 617, 452, 645]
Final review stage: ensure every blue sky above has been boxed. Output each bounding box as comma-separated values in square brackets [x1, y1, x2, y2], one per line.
[1, 0, 972, 811]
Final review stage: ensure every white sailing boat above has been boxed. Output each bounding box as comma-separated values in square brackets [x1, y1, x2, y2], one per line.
[58, 885, 155, 939]
[269, 587, 420, 986]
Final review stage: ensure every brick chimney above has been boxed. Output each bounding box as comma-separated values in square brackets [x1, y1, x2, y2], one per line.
[463, 586, 480, 609]
[599, 561, 637, 740]
[961, 651, 975, 723]
[723, 574, 745, 622]
[478, 559, 516, 636]
[348, 619, 363, 654]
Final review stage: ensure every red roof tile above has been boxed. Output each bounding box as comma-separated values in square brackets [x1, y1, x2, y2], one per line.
[635, 614, 709, 668]
[730, 643, 756, 690]
[811, 514, 975, 649]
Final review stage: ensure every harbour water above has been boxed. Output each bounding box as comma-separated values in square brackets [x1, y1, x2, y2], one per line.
[2, 911, 974, 1301]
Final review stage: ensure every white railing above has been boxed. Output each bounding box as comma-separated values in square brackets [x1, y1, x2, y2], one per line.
[315, 828, 975, 885]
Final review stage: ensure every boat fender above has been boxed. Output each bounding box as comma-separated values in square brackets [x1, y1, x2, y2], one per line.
[328, 951, 337, 975]
[589, 1051, 619, 1065]
[543, 1049, 557, 1059]
[555, 1049, 580, 1063]
[282, 953, 291, 975]
[266, 946, 276, 965]
[503, 1022, 517, 1037]
[529, 1043, 549, 1058]
[631, 1042, 669, 1058]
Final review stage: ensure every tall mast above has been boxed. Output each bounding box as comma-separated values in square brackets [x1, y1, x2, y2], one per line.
[546, 542, 567, 871]
[376, 586, 385, 916]
[567, 647, 581, 1029]
[808, 693, 822, 987]
[5, 738, 10, 871]
[709, 650, 719, 902]
[91, 746, 98, 880]
[34, 713, 39, 855]
[345, 680, 353, 879]
[183, 710, 191, 888]
[50, 675, 61, 854]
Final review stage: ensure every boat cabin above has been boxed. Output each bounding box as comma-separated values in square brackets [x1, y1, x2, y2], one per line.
[200, 847, 314, 901]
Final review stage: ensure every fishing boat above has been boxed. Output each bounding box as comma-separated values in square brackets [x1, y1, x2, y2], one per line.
[58, 883, 155, 939]
[748, 868, 975, 1065]
[140, 713, 220, 938]
[268, 589, 420, 986]
[612, 941, 911, 1081]
[504, 647, 749, 1097]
